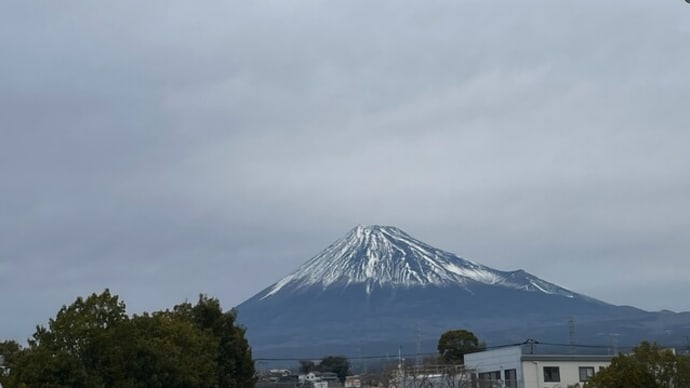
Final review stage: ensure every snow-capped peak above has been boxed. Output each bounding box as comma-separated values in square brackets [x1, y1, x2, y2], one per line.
[260, 225, 577, 300]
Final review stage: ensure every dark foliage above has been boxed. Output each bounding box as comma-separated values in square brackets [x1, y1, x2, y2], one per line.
[317, 355, 351, 383]
[585, 341, 690, 388]
[298, 359, 316, 374]
[437, 329, 485, 364]
[0, 290, 255, 388]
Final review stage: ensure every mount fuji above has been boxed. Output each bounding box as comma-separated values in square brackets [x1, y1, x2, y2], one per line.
[236, 225, 690, 358]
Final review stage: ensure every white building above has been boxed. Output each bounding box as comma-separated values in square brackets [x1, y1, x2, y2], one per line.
[464, 346, 612, 388]
[345, 375, 362, 387]
[298, 371, 342, 387]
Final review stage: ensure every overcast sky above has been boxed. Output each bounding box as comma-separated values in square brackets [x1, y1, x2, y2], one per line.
[2, 1, 690, 342]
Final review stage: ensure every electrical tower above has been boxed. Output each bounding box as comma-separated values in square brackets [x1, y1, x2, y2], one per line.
[568, 318, 576, 353]
[415, 322, 422, 371]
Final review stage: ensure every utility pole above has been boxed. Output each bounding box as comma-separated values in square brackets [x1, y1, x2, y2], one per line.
[415, 322, 422, 372]
[526, 338, 537, 354]
[613, 335, 618, 355]
[568, 318, 576, 353]
[607, 333, 620, 355]
[398, 346, 405, 387]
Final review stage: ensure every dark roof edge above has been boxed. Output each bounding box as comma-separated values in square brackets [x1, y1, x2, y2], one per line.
[521, 354, 614, 362]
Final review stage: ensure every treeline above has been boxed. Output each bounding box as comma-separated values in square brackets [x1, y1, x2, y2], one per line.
[298, 356, 351, 383]
[586, 341, 690, 388]
[0, 290, 254, 388]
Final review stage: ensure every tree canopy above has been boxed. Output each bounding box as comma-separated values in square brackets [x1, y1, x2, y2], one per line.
[296, 356, 351, 383]
[318, 355, 351, 383]
[437, 329, 485, 364]
[298, 359, 316, 374]
[585, 341, 690, 388]
[0, 290, 255, 388]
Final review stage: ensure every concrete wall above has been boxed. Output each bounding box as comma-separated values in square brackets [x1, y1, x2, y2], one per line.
[465, 347, 612, 388]
[522, 359, 609, 388]
[465, 347, 524, 387]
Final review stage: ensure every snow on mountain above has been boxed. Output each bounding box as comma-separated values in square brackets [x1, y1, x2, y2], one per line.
[237, 225, 690, 359]
[260, 225, 577, 300]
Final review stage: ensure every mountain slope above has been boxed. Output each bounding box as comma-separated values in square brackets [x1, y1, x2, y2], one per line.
[260, 225, 583, 299]
[236, 225, 689, 359]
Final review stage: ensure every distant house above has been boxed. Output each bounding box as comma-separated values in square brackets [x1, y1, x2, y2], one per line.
[302, 372, 319, 382]
[464, 346, 613, 388]
[256, 368, 299, 387]
[344, 375, 361, 387]
[299, 371, 343, 387]
[315, 371, 340, 383]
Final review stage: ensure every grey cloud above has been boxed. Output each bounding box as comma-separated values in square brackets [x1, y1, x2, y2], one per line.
[2, 0, 690, 342]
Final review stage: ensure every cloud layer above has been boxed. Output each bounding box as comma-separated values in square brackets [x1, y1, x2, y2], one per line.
[2, 0, 689, 342]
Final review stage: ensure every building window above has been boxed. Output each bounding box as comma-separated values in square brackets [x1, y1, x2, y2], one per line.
[478, 371, 501, 388]
[505, 369, 517, 388]
[543, 366, 560, 382]
[579, 366, 595, 382]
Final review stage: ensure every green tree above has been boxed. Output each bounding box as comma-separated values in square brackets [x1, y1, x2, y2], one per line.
[0, 340, 22, 387]
[174, 295, 255, 388]
[585, 341, 690, 388]
[10, 289, 130, 387]
[437, 329, 485, 364]
[318, 355, 351, 383]
[126, 311, 219, 388]
[3, 290, 256, 388]
[298, 359, 316, 373]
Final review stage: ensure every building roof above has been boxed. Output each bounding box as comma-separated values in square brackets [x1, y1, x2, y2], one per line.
[521, 354, 613, 362]
[465, 345, 615, 364]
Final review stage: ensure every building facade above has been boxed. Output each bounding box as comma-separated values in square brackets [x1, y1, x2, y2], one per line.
[464, 346, 612, 388]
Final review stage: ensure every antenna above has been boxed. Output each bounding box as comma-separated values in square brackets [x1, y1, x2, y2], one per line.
[607, 333, 620, 355]
[415, 322, 422, 371]
[398, 346, 405, 384]
[525, 338, 537, 354]
[568, 318, 576, 353]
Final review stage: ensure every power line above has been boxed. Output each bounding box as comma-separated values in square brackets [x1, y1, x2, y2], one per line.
[254, 338, 684, 362]
[255, 341, 527, 362]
